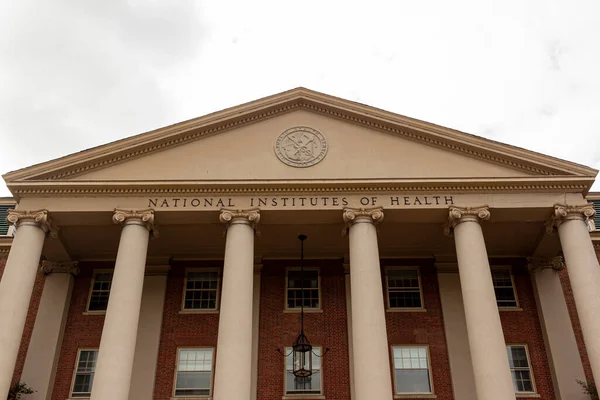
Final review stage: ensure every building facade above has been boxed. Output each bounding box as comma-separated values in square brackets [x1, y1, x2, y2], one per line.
[1, 88, 600, 400]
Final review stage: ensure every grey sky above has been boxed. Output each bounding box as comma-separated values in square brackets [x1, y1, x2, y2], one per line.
[1, 0, 599, 196]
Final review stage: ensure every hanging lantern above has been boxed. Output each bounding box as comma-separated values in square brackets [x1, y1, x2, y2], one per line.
[277, 234, 328, 380]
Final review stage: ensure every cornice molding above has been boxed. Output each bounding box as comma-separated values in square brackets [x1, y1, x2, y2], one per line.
[5, 177, 593, 199]
[4, 89, 596, 191]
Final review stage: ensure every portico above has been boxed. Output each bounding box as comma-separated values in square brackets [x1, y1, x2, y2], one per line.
[1, 88, 599, 400]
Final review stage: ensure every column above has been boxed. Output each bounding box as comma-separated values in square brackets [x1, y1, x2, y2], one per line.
[343, 207, 393, 400]
[550, 203, 600, 385]
[90, 209, 154, 400]
[213, 209, 259, 400]
[20, 261, 79, 400]
[0, 210, 55, 399]
[528, 256, 587, 400]
[446, 206, 516, 400]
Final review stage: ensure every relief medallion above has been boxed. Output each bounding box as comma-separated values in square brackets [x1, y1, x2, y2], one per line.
[274, 126, 328, 168]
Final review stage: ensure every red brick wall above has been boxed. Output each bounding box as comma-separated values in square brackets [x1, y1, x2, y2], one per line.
[0, 253, 45, 389]
[257, 259, 351, 400]
[494, 260, 555, 400]
[51, 262, 109, 400]
[382, 259, 453, 400]
[153, 261, 220, 400]
[559, 255, 596, 385]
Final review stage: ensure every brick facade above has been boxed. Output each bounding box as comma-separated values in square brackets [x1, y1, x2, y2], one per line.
[0, 252, 593, 399]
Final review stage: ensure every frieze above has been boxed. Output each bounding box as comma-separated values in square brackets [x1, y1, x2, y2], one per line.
[148, 195, 455, 210]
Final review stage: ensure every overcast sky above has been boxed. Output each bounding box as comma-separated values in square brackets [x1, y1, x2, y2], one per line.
[1, 0, 599, 196]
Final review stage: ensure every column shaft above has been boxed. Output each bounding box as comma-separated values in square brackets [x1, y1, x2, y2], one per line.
[213, 210, 258, 400]
[344, 208, 392, 400]
[553, 204, 600, 384]
[0, 211, 51, 399]
[450, 207, 516, 400]
[90, 210, 153, 400]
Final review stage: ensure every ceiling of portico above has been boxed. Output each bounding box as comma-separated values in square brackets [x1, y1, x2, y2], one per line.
[3, 88, 597, 198]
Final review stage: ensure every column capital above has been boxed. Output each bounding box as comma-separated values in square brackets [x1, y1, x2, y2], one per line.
[546, 203, 596, 233]
[444, 206, 490, 236]
[40, 260, 80, 276]
[342, 207, 384, 235]
[219, 209, 260, 227]
[527, 256, 565, 273]
[7, 209, 58, 238]
[113, 208, 157, 236]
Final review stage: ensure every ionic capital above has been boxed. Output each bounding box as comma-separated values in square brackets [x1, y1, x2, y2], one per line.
[527, 256, 565, 273]
[342, 207, 384, 235]
[113, 208, 157, 236]
[546, 203, 596, 233]
[7, 209, 58, 238]
[444, 206, 490, 236]
[40, 260, 80, 276]
[219, 209, 260, 228]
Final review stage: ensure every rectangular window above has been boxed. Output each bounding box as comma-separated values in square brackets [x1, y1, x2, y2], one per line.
[492, 268, 518, 308]
[285, 346, 322, 395]
[174, 348, 214, 397]
[183, 270, 220, 310]
[87, 272, 113, 312]
[507, 345, 535, 393]
[71, 349, 98, 398]
[286, 268, 320, 309]
[386, 267, 423, 309]
[392, 346, 432, 394]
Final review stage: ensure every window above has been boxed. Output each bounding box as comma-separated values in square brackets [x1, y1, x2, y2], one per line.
[491, 268, 518, 308]
[386, 267, 423, 309]
[507, 345, 535, 393]
[0, 205, 10, 236]
[286, 268, 320, 309]
[71, 349, 98, 398]
[183, 270, 220, 310]
[174, 348, 214, 397]
[392, 346, 432, 394]
[87, 272, 113, 312]
[285, 346, 322, 395]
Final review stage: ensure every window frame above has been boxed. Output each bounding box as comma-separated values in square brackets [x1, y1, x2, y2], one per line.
[69, 348, 99, 398]
[506, 344, 537, 394]
[284, 267, 322, 311]
[85, 270, 114, 314]
[282, 345, 323, 396]
[385, 266, 425, 311]
[172, 347, 215, 398]
[390, 344, 434, 395]
[491, 266, 520, 309]
[180, 268, 221, 313]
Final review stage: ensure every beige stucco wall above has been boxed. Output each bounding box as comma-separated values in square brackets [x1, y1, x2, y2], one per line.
[128, 271, 168, 400]
[437, 269, 477, 400]
[71, 110, 531, 182]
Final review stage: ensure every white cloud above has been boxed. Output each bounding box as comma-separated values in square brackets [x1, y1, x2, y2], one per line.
[1, 0, 599, 196]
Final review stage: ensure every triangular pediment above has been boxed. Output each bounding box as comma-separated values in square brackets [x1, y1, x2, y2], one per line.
[3, 88, 597, 197]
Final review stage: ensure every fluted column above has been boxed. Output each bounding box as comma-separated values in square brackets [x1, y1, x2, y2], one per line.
[90, 209, 154, 400]
[550, 203, 600, 384]
[343, 207, 392, 400]
[0, 210, 55, 399]
[446, 206, 516, 400]
[213, 209, 259, 400]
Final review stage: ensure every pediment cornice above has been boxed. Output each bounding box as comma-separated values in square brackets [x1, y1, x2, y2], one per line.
[7, 176, 593, 198]
[3, 88, 597, 189]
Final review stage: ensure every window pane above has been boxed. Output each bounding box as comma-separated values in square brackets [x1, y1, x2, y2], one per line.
[287, 270, 319, 309]
[72, 374, 94, 396]
[512, 370, 533, 392]
[183, 271, 219, 310]
[388, 269, 419, 288]
[387, 269, 422, 308]
[176, 371, 211, 389]
[395, 370, 431, 393]
[507, 347, 529, 368]
[492, 269, 517, 307]
[284, 347, 322, 395]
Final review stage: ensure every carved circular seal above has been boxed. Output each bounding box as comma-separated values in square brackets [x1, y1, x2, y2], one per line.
[274, 126, 328, 168]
